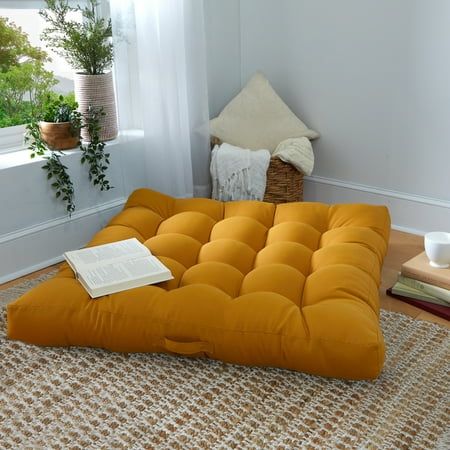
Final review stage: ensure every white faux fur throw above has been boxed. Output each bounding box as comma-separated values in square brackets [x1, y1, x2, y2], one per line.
[210, 143, 271, 201]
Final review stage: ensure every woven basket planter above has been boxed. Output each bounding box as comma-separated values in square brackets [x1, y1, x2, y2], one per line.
[74, 72, 118, 142]
[211, 136, 303, 203]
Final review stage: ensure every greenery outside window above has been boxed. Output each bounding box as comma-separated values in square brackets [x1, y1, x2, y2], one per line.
[0, 0, 84, 154]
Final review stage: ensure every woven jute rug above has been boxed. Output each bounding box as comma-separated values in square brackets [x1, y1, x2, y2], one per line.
[0, 274, 449, 449]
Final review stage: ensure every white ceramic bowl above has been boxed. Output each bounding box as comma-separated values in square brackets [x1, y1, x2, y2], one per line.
[424, 232, 450, 269]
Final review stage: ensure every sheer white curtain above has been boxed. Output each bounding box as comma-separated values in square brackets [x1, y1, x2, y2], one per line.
[110, 0, 210, 198]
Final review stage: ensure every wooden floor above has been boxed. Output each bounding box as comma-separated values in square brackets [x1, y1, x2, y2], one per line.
[1, 230, 449, 328]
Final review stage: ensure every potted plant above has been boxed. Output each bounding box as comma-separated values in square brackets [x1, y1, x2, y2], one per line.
[26, 93, 112, 215]
[37, 93, 82, 150]
[40, 0, 117, 142]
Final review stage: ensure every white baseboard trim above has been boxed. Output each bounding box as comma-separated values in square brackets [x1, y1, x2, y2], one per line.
[0, 197, 126, 285]
[0, 197, 126, 245]
[305, 175, 450, 209]
[390, 224, 426, 237]
[303, 175, 450, 235]
[1, 255, 65, 286]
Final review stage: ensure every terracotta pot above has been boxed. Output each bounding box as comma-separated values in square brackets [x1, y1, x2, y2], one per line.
[74, 71, 118, 142]
[39, 121, 80, 150]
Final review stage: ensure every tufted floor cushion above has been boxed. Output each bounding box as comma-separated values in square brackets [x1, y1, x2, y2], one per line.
[7, 189, 390, 380]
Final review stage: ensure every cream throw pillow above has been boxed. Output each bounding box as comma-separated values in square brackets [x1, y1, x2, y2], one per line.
[210, 72, 319, 151]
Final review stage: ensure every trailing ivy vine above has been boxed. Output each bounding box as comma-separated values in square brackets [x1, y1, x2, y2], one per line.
[26, 101, 112, 215]
[27, 119, 48, 159]
[42, 152, 75, 214]
[80, 106, 112, 191]
[26, 122, 76, 214]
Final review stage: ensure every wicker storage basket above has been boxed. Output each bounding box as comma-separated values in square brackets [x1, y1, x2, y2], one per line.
[211, 137, 303, 203]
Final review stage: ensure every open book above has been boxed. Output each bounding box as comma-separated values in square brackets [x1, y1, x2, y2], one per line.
[64, 238, 173, 298]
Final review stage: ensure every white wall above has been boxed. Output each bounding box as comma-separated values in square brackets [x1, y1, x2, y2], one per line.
[205, 0, 450, 233]
[204, 0, 242, 118]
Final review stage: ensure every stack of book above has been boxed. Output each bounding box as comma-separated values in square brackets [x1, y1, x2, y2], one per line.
[387, 252, 450, 320]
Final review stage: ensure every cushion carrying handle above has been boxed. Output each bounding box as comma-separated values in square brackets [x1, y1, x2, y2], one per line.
[164, 338, 213, 355]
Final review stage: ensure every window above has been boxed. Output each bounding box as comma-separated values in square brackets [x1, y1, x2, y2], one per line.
[0, 1, 82, 153]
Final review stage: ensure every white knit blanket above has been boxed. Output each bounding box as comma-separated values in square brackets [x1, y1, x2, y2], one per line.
[210, 143, 271, 201]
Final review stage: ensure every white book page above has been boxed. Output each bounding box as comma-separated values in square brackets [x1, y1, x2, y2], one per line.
[79, 256, 167, 289]
[66, 238, 150, 270]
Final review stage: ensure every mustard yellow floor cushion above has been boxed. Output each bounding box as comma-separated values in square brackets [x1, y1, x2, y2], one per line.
[7, 189, 390, 380]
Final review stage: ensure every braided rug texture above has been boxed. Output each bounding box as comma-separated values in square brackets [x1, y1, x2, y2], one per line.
[0, 275, 449, 449]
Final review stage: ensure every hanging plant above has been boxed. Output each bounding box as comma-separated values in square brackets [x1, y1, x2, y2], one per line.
[42, 153, 75, 214]
[80, 106, 112, 191]
[26, 94, 113, 215]
[26, 126, 77, 214]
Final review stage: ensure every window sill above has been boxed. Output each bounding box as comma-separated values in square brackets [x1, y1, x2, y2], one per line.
[0, 129, 144, 171]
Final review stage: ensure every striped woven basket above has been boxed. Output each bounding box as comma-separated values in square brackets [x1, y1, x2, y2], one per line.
[211, 136, 303, 203]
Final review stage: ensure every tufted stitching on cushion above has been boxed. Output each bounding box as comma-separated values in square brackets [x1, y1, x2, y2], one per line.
[108, 206, 164, 241]
[114, 190, 389, 327]
[88, 191, 390, 320]
[86, 224, 146, 246]
[10, 188, 391, 380]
